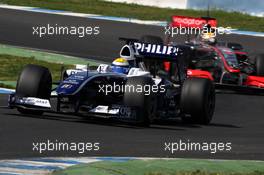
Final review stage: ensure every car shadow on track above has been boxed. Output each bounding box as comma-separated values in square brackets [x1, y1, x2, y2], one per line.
[5, 112, 186, 131]
[4, 111, 241, 131]
[209, 123, 241, 128]
[153, 120, 241, 129]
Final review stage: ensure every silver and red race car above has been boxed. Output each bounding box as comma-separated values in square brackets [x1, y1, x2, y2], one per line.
[163, 15, 264, 94]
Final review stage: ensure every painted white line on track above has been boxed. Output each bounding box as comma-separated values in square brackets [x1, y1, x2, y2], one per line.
[0, 88, 15, 94]
[0, 167, 50, 175]
[0, 157, 103, 174]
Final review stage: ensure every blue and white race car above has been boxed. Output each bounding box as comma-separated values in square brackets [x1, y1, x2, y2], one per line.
[8, 37, 215, 126]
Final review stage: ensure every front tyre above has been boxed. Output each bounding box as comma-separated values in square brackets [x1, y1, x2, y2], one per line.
[16, 64, 52, 115]
[123, 76, 156, 126]
[180, 77, 215, 125]
[255, 54, 264, 76]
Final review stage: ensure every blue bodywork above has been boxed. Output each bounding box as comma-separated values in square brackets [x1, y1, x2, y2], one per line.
[56, 71, 94, 95]
[56, 70, 126, 95]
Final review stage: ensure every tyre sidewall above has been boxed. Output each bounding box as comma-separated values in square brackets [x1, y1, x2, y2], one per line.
[181, 78, 215, 124]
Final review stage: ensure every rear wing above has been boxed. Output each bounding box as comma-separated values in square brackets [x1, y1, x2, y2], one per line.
[170, 16, 217, 29]
[119, 37, 186, 62]
[119, 37, 190, 84]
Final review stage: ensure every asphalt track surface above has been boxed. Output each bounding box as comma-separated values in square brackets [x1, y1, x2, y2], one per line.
[0, 8, 264, 160]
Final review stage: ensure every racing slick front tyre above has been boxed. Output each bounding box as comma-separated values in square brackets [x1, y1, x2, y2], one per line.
[123, 76, 156, 127]
[255, 54, 264, 76]
[180, 77, 215, 125]
[16, 64, 52, 115]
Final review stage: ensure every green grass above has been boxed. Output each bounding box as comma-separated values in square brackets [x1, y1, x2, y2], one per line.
[52, 159, 264, 175]
[0, 44, 100, 89]
[0, 44, 100, 66]
[0, 0, 263, 32]
[0, 82, 15, 89]
[0, 54, 73, 86]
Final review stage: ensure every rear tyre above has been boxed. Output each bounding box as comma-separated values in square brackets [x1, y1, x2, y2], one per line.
[255, 54, 264, 76]
[16, 64, 52, 115]
[180, 77, 215, 125]
[123, 76, 156, 126]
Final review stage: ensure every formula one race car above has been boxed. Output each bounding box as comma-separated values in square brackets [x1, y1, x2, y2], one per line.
[8, 38, 215, 126]
[186, 43, 264, 93]
[164, 15, 264, 94]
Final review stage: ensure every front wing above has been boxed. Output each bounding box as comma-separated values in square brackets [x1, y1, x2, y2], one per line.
[8, 94, 139, 121]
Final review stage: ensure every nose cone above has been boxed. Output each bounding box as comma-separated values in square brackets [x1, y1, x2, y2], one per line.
[56, 72, 88, 95]
[56, 83, 81, 95]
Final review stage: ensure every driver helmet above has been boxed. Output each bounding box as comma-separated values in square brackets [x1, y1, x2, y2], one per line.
[201, 24, 216, 44]
[111, 57, 130, 74]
